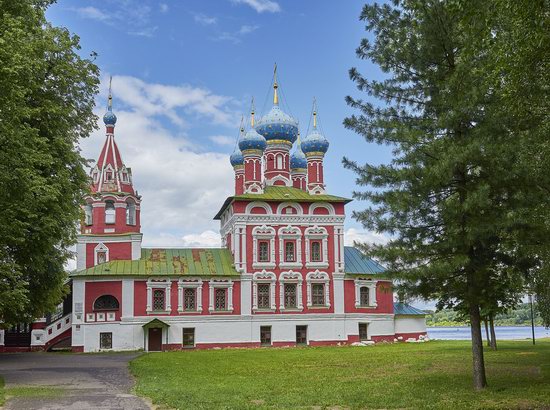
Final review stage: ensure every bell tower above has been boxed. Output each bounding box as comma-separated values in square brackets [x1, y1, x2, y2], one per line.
[76, 78, 143, 270]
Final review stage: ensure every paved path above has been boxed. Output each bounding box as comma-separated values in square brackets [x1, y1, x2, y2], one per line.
[0, 352, 151, 410]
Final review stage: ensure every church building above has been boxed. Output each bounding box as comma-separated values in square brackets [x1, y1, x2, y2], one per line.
[0, 72, 427, 352]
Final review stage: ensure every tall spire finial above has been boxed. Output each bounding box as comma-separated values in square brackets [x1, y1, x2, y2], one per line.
[108, 75, 113, 111]
[239, 115, 245, 134]
[251, 97, 255, 127]
[313, 97, 317, 128]
[273, 63, 278, 106]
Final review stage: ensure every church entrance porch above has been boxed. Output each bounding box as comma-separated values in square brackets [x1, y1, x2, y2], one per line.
[142, 318, 169, 352]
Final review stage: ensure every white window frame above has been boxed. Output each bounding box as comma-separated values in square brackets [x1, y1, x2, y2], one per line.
[252, 271, 276, 311]
[354, 278, 378, 308]
[252, 225, 276, 269]
[306, 270, 331, 308]
[177, 278, 203, 314]
[208, 279, 234, 312]
[146, 278, 172, 314]
[94, 243, 109, 266]
[279, 271, 303, 311]
[278, 226, 302, 269]
[305, 226, 329, 269]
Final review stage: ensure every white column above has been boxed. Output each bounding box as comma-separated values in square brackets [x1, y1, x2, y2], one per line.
[72, 279, 85, 348]
[240, 273, 253, 315]
[76, 239, 87, 271]
[121, 279, 134, 318]
[333, 273, 345, 314]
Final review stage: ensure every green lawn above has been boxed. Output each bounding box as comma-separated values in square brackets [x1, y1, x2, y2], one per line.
[130, 339, 550, 409]
[0, 376, 4, 407]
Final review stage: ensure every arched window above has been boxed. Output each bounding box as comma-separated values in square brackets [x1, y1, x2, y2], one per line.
[93, 295, 120, 311]
[126, 200, 136, 225]
[310, 241, 322, 262]
[84, 203, 93, 225]
[105, 200, 115, 224]
[359, 287, 370, 307]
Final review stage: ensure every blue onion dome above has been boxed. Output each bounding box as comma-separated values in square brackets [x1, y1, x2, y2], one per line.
[256, 105, 298, 145]
[290, 144, 307, 169]
[238, 127, 267, 152]
[302, 126, 329, 154]
[103, 109, 117, 126]
[230, 147, 244, 167]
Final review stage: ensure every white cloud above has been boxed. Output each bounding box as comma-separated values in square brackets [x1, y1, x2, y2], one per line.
[238, 24, 259, 34]
[232, 0, 281, 13]
[216, 24, 260, 44]
[79, 75, 239, 249]
[344, 228, 389, 247]
[159, 3, 169, 13]
[75, 6, 109, 21]
[194, 13, 217, 25]
[210, 135, 236, 146]
[181, 231, 222, 247]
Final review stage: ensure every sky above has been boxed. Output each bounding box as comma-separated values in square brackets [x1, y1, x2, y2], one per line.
[46, 0, 392, 251]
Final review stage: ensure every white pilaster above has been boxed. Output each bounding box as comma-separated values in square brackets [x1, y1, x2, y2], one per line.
[71, 279, 85, 347]
[121, 279, 134, 318]
[333, 273, 345, 314]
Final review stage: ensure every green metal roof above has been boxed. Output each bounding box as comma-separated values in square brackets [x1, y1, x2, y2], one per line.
[71, 248, 239, 277]
[344, 246, 385, 275]
[214, 186, 351, 219]
[393, 302, 426, 316]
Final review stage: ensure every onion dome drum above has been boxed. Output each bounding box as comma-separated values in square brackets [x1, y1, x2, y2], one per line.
[103, 110, 117, 126]
[230, 147, 244, 166]
[290, 144, 307, 169]
[256, 105, 299, 145]
[301, 127, 329, 154]
[238, 128, 267, 152]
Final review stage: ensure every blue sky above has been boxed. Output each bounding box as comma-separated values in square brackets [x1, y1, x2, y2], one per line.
[47, 0, 391, 249]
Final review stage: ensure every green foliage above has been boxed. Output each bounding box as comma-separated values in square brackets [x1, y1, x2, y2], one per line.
[0, 0, 99, 324]
[427, 304, 544, 327]
[130, 341, 550, 409]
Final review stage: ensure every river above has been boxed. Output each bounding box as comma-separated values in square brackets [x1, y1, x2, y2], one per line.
[427, 326, 550, 340]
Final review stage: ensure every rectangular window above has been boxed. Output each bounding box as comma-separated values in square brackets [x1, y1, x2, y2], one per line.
[214, 288, 227, 311]
[360, 287, 370, 307]
[285, 241, 295, 262]
[257, 283, 271, 309]
[284, 283, 297, 309]
[153, 289, 165, 311]
[260, 326, 272, 346]
[296, 325, 307, 345]
[184, 288, 196, 311]
[100, 332, 112, 349]
[258, 241, 269, 262]
[182, 328, 195, 348]
[311, 241, 322, 262]
[311, 283, 325, 306]
[359, 323, 368, 341]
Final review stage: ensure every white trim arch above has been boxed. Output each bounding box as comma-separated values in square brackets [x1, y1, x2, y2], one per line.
[94, 243, 109, 266]
[305, 226, 329, 269]
[265, 174, 292, 187]
[354, 278, 378, 308]
[252, 225, 276, 269]
[278, 225, 302, 269]
[146, 278, 172, 314]
[208, 278, 234, 312]
[306, 270, 331, 308]
[276, 202, 304, 215]
[279, 271, 304, 311]
[252, 270, 276, 311]
[177, 278, 203, 313]
[309, 202, 336, 215]
[245, 201, 272, 215]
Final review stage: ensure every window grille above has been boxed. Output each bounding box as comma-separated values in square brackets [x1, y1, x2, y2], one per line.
[359, 323, 368, 341]
[100, 332, 112, 349]
[184, 288, 196, 311]
[260, 326, 271, 346]
[94, 295, 120, 311]
[214, 288, 226, 311]
[284, 283, 297, 308]
[296, 325, 307, 345]
[311, 283, 325, 306]
[258, 241, 269, 262]
[311, 241, 322, 262]
[126, 201, 136, 225]
[182, 328, 195, 347]
[153, 289, 165, 311]
[285, 241, 295, 262]
[257, 283, 270, 309]
[360, 287, 370, 307]
[105, 200, 115, 224]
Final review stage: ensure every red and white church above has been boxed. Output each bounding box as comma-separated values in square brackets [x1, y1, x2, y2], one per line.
[0, 74, 426, 352]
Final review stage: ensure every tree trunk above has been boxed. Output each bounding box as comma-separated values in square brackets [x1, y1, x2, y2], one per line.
[484, 319, 491, 347]
[469, 303, 488, 390]
[489, 314, 497, 350]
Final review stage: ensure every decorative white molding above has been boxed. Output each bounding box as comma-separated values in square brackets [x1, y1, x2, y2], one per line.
[208, 279, 234, 312]
[94, 243, 109, 266]
[177, 278, 203, 313]
[252, 225, 276, 269]
[278, 225, 303, 269]
[279, 271, 304, 311]
[354, 278, 378, 308]
[146, 278, 172, 314]
[265, 174, 292, 187]
[276, 202, 304, 215]
[245, 201, 272, 215]
[304, 226, 329, 269]
[309, 202, 335, 215]
[252, 270, 276, 311]
[306, 270, 331, 308]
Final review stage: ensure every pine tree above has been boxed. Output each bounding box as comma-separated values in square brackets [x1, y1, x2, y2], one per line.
[0, 0, 99, 324]
[344, 0, 547, 389]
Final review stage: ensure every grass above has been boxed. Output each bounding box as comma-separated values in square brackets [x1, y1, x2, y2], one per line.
[0, 376, 63, 407]
[130, 339, 550, 410]
[0, 376, 4, 407]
